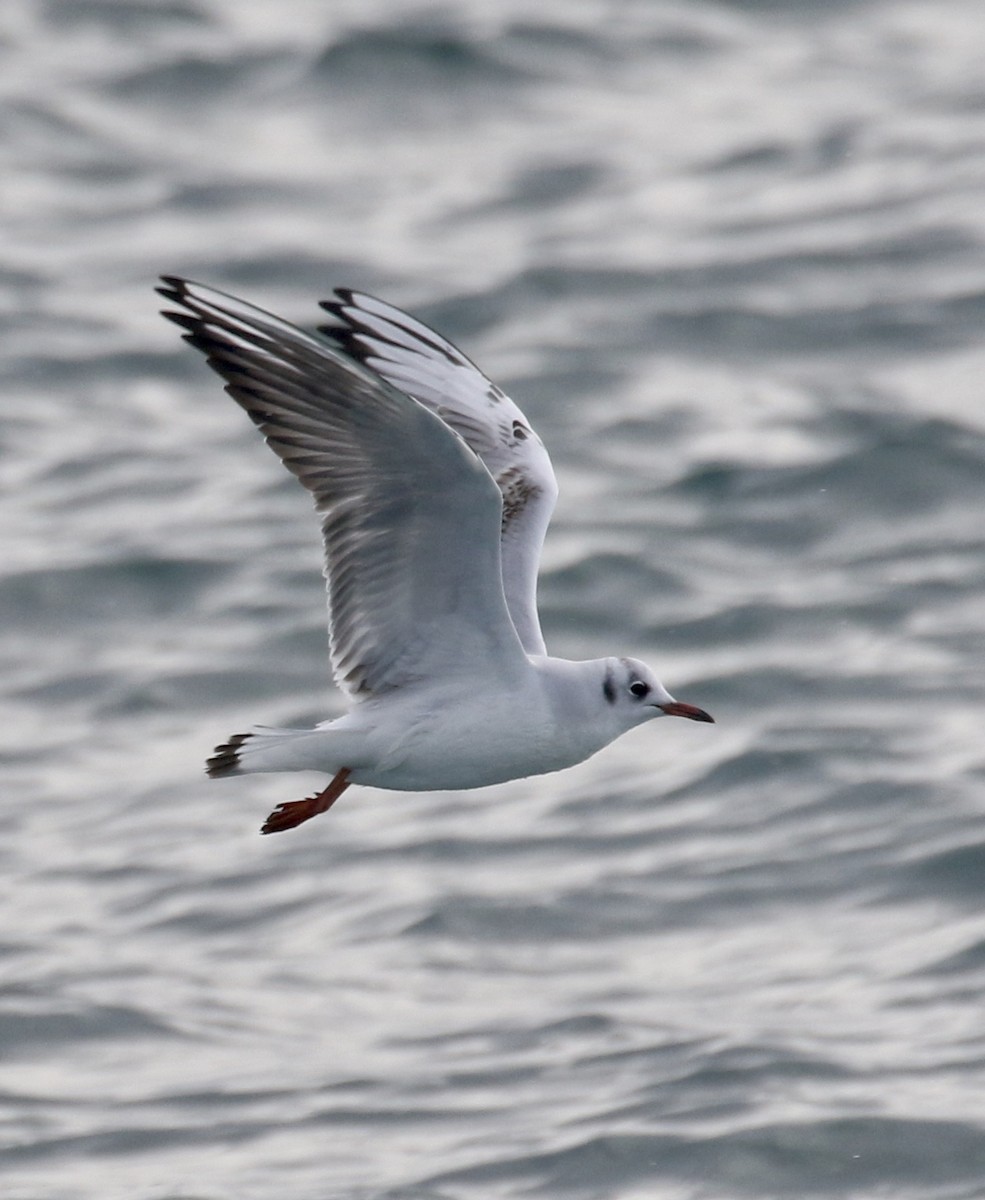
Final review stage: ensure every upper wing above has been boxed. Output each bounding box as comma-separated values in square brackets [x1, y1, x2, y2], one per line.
[158, 277, 530, 700]
[318, 290, 558, 656]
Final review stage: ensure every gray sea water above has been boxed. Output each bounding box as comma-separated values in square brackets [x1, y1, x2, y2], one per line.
[3, 1, 985, 1197]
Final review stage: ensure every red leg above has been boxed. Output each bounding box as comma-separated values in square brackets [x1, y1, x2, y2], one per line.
[260, 768, 352, 835]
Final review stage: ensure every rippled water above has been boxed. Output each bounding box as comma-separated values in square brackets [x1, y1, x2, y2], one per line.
[4, 2, 985, 1197]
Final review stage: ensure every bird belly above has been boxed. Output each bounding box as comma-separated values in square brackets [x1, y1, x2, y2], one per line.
[350, 694, 586, 792]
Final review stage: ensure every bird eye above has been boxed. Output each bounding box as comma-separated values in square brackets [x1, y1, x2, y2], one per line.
[629, 680, 650, 699]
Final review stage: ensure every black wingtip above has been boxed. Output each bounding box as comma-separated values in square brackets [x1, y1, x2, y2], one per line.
[319, 287, 357, 313]
[157, 277, 193, 328]
[156, 275, 187, 301]
[317, 290, 359, 330]
[159, 309, 198, 333]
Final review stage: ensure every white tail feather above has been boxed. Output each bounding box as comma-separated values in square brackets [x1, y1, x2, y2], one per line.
[206, 726, 364, 777]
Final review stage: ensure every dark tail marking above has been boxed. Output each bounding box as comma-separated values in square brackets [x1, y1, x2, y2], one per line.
[206, 732, 252, 778]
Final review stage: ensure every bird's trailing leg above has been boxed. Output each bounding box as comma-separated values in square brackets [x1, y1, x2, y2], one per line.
[260, 768, 352, 835]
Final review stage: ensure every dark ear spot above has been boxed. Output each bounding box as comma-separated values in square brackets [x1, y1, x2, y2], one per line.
[603, 666, 616, 705]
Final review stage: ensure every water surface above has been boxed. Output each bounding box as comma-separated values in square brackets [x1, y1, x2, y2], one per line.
[3, 2, 985, 1197]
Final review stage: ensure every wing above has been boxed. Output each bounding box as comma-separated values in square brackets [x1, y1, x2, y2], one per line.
[318, 290, 559, 656]
[158, 277, 530, 699]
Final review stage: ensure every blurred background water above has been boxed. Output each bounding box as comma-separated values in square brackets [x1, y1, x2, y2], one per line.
[3, 1, 985, 1197]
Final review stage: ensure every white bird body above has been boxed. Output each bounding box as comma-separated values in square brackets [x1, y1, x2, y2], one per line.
[226, 656, 671, 792]
[159, 278, 713, 832]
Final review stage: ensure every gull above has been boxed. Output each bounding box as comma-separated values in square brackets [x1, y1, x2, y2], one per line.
[158, 277, 713, 834]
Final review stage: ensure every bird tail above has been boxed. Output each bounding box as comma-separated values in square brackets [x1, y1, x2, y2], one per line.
[205, 726, 359, 778]
[206, 731, 258, 777]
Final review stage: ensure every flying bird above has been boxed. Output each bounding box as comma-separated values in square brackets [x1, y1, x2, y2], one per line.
[158, 278, 713, 834]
